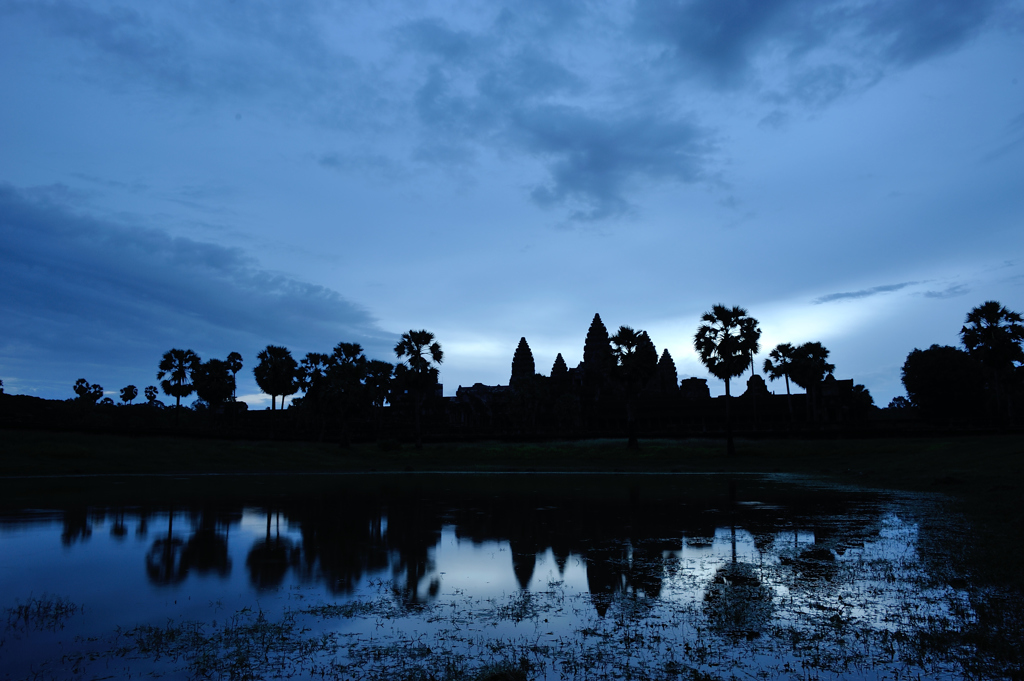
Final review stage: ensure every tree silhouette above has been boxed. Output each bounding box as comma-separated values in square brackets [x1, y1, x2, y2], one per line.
[144, 385, 159, 404]
[902, 344, 984, 422]
[694, 305, 760, 456]
[788, 342, 834, 423]
[611, 326, 659, 449]
[73, 378, 103, 404]
[253, 345, 298, 410]
[193, 359, 234, 407]
[960, 301, 1024, 420]
[120, 385, 138, 405]
[510, 337, 536, 391]
[157, 349, 200, 409]
[298, 352, 332, 440]
[365, 359, 395, 440]
[394, 330, 443, 449]
[226, 351, 243, 399]
[325, 342, 368, 447]
[763, 343, 797, 421]
[741, 316, 762, 377]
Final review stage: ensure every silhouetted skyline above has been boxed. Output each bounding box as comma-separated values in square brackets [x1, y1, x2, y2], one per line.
[1, 1, 1021, 405]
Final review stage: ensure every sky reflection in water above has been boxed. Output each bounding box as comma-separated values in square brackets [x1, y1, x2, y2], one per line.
[0, 473, 976, 680]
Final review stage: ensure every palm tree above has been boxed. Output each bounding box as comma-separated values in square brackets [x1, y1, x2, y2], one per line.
[740, 316, 762, 378]
[960, 301, 1024, 420]
[365, 359, 394, 440]
[325, 342, 368, 447]
[120, 385, 138, 405]
[298, 352, 333, 440]
[763, 343, 797, 421]
[394, 330, 443, 449]
[610, 326, 658, 449]
[73, 378, 104, 404]
[253, 345, 299, 410]
[787, 342, 834, 423]
[193, 359, 234, 407]
[157, 349, 201, 409]
[226, 352, 243, 400]
[694, 305, 760, 456]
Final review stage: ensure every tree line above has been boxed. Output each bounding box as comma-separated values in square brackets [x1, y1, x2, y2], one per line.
[12, 299, 1022, 446]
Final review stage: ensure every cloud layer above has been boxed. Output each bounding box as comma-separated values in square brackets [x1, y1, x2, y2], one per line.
[0, 184, 394, 395]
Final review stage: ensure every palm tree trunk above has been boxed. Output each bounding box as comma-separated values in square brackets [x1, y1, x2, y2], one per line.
[725, 378, 735, 457]
[785, 375, 794, 423]
[414, 392, 423, 450]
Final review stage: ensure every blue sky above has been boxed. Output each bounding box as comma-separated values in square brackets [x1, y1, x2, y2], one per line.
[1, 0, 1022, 407]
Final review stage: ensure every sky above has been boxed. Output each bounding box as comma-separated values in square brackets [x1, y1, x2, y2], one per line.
[1, 0, 1022, 408]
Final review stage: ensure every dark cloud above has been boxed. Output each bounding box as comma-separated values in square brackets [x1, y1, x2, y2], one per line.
[5, 0, 1008, 226]
[633, 0, 805, 88]
[398, 24, 716, 220]
[632, 0, 1003, 102]
[923, 284, 970, 299]
[513, 106, 714, 220]
[397, 18, 485, 65]
[2, 0, 369, 123]
[862, 0, 997, 66]
[813, 281, 917, 304]
[0, 184, 395, 397]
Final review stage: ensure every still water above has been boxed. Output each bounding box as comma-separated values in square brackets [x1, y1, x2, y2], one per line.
[0, 473, 988, 680]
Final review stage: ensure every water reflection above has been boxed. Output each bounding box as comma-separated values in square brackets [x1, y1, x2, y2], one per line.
[30, 476, 904, 604]
[1, 473, 988, 680]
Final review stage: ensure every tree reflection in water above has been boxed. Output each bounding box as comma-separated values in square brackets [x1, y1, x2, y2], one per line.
[146, 511, 186, 585]
[3, 473, 1014, 679]
[704, 525, 773, 637]
[246, 509, 297, 589]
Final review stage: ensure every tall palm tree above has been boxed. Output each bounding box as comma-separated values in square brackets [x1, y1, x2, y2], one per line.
[960, 301, 1024, 419]
[253, 345, 298, 410]
[193, 359, 234, 407]
[226, 352, 243, 400]
[326, 342, 368, 447]
[694, 305, 760, 456]
[157, 349, 200, 409]
[740, 316, 762, 378]
[394, 330, 443, 449]
[763, 343, 797, 421]
[610, 326, 658, 449]
[788, 342, 834, 423]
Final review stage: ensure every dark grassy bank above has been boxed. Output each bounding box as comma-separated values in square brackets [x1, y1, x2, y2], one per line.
[3, 430, 1020, 541]
[2, 428, 1021, 484]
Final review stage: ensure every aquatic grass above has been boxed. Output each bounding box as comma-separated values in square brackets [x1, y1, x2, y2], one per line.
[4, 594, 81, 633]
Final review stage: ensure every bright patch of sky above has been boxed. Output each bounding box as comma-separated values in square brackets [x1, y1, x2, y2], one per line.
[1, 0, 1022, 406]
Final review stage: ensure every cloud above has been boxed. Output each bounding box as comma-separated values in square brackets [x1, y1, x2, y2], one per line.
[396, 23, 718, 220]
[632, 0, 1003, 103]
[862, 0, 997, 66]
[6, 0, 1009, 226]
[513, 106, 715, 220]
[0, 183, 395, 395]
[923, 284, 970, 299]
[2, 0, 370, 124]
[813, 281, 917, 304]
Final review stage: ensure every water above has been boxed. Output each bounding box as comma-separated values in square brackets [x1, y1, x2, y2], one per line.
[0, 473, 994, 679]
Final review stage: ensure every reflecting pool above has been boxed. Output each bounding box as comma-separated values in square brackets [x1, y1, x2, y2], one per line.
[0, 473, 997, 679]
